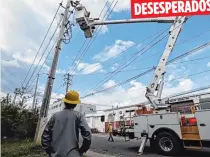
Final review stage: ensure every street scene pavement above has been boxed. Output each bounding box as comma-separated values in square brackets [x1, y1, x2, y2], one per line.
[83, 134, 210, 157]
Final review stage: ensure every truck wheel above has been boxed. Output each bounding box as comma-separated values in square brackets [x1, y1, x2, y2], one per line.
[155, 132, 181, 155]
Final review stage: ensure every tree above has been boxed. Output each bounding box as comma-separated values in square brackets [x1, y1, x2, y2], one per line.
[1, 93, 39, 140]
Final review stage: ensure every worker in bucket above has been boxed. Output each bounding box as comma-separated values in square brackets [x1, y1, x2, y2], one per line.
[41, 90, 92, 157]
[107, 123, 114, 142]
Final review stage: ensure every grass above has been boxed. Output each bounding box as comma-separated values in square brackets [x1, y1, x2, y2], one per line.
[1, 140, 46, 157]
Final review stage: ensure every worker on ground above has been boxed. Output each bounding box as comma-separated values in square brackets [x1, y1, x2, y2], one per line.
[41, 90, 92, 157]
[107, 123, 114, 142]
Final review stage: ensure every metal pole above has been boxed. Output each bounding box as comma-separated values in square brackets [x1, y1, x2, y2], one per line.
[32, 74, 39, 110]
[34, 0, 71, 143]
[90, 17, 175, 26]
[65, 73, 70, 93]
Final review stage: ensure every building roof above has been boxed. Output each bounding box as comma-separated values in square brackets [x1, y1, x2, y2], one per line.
[85, 113, 104, 118]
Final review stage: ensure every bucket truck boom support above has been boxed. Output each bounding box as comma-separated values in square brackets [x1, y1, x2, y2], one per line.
[145, 16, 186, 109]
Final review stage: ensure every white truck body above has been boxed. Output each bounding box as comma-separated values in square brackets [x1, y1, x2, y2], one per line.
[133, 112, 182, 139]
[195, 109, 210, 141]
[133, 109, 210, 142]
[131, 109, 210, 156]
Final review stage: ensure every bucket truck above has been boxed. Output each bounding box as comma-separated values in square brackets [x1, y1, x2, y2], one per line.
[72, 1, 210, 155]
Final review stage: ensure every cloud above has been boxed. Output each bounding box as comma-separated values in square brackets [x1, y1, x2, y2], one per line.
[107, 0, 130, 12]
[162, 79, 193, 97]
[56, 69, 67, 74]
[0, 0, 131, 66]
[0, 91, 7, 99]
[81, 78, 194, 109]
[1, 0, 132, 95]
[29, 84, 65, 107]
[76, 61, 104, 74]
[207, 62, 210, 67]
[1, 59, 21, 68]
[187, 45, 210, 58]
[111, 63, 119, 70]
[168, 74, 175, 82]
[93, 40, 135, 62]
[103, 80, 116, 88]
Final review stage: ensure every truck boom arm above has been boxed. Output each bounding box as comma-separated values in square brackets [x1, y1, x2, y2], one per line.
[146, 16, 186, 109]
[73, 1, 187, 109]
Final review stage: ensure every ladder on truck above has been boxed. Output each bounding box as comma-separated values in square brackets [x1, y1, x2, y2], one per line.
[180, 105, 202, 149]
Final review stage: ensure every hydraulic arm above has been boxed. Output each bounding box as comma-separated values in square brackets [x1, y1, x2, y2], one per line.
[145, 16, 186, 109]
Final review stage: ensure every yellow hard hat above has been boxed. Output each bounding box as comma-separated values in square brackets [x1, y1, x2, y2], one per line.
[63, 90, 81, 105]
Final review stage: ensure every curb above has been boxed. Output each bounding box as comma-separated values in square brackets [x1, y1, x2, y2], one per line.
[86, 150, 116, 157]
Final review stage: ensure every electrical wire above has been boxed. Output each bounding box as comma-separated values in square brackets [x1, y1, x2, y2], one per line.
[128, 27, 210, 67]
[102, 84, 210, 106]
[27, 38, 59, 91]
[54, 0, 115, 92]
[73, 55, 210, 76]
[22, 3, 62, 86]
[79, 17, 207, 76]
[83, 16, 190, 95]
[81, 27, 168, 74]
[66, 0, 110, 75]
[25, 4, 75, 92]
[81, 40, 210, 98]
[82, 70, 210, 100]
[85, 28, 170, 95]
[70, 0, 117, 76]
[82, 85, 210, 108]
[24, 15, 63, 90]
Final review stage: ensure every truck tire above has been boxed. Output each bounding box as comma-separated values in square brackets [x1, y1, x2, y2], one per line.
[155, 132, 181, 156]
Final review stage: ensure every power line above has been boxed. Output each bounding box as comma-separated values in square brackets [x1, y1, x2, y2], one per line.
[82, 85, 210, 109]
[27, 39, 59, 91]
[128, 27, 210, 67]
[22, 3, 62, 86]
[70, 0, 117, 76]
[24, 15, 63, 89]
[83, 16, 191, 95]
[81, 27, 168, 74]
[73, 55, 210, 76]
[80, 19, 208, 76]
[81, 40, 210, 98]
[102, 84, 210, 106]
[82, 70, 210, 99]
[54, 0, 116, 91]
[84, 28, 170, 95]
[66, 0, 110, 76]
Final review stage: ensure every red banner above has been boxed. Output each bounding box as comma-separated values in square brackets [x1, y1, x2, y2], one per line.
[131, 0, 210, 18]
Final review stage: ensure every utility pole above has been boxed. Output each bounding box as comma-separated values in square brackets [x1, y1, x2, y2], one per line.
[34, 0, 71, 143]
[32, 74, 39, 110]
[64, 73, 72, 93]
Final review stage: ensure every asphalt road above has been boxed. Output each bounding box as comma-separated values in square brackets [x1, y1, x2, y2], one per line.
[81, 134, 210, 157]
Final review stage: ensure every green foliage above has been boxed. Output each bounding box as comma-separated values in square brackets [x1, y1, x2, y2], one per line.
[1, 140, 46, 157]
[1, 93, 39, 140]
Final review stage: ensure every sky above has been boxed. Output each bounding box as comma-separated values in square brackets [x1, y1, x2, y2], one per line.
[1, 0, 210, 110]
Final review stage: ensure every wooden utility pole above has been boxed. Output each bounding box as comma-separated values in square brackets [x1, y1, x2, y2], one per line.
[34, 0, 71, 143]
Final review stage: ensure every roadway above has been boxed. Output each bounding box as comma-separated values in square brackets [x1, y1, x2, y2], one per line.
[82, 134, 210, 157]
